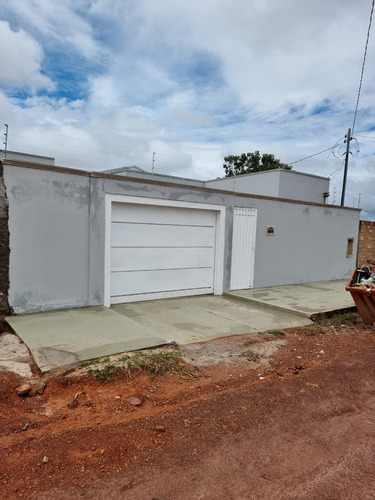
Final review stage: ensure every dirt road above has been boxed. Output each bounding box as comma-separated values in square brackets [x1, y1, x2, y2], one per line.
[1, 318, 375, 499]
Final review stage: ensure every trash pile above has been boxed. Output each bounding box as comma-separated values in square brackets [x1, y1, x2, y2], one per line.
[350, 263, 375, 290]
[346, 261, 375, 325]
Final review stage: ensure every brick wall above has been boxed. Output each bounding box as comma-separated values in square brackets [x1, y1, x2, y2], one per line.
[357, 220, 375, 266]
[0, 163, 11, 315]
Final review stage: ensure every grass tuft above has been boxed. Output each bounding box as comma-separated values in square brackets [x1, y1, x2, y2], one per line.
[81, 349, 194, 381]
[267, 329, 286, 336]
[89, 363, 121, 382]
[127, 350, 183, 376]
[315, 311, 361, 327]
[80, 359, 100, 368]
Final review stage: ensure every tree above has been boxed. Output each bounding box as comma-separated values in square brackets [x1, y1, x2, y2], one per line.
[223, 150, 291, 177]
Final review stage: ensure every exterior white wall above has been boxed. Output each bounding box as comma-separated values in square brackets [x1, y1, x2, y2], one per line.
[206, 169, 329, 204]
[277, 170, 329, 204]
[2, 162, 360, 313]
[244, 198, 359, 287]
[207, 170, 281, 198]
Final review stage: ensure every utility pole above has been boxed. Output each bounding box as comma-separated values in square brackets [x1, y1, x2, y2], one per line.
[151, 152, 155, 175]
[3, 124, 8, 158]
[340, 128, 352, 206]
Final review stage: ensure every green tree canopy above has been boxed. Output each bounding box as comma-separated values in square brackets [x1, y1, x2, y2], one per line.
[223, 150, 291, 177]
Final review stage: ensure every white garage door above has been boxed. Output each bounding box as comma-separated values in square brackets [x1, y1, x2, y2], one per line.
[110, 202, 217, 303]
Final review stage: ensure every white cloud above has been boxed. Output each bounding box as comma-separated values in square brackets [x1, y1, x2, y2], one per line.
[0, 21, 54, 91]
[0, 0, 375, 217]
[1, 0, 106, 60]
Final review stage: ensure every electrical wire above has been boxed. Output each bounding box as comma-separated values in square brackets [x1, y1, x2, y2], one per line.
[356, 134, 375, 141]
[287, 138, 344, 166]
[329, 159, 345, 181]
[332, 136, 360, 158]
[352, 0, 375, 135]
[288, 146, 335, 166]
[320, 149, 334, 175]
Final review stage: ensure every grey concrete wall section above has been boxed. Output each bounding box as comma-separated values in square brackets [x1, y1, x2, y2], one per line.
[206, 170, 330, 204]
[4, 166, 91, 313]
[278, 170, 329, 204]
[88, 176, 106, 305]
[102, 177, 359, 289]
[246, 198, 359, 287]
[3, 163, 360, 314]
[206, 170, 280, 198]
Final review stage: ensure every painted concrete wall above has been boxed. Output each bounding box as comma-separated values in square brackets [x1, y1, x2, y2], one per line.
[206, 170, 281, 198]
[3, 163, 360, 313]
[277, 170, 329, 204]
[4, 166, 91, 313]
[206, 169, 330, 204]
[235, 197, 359, 287]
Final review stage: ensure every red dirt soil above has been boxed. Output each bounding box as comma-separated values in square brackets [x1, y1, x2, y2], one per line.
[1, 320, 375, 499]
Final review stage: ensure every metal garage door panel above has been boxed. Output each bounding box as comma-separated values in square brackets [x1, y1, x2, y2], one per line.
[111, 268, 213, 297]
[110, 203, 217, 303]
[111, 247, 213, 272]
[112, 203, 215, 226]
[111, 222, 214, 247]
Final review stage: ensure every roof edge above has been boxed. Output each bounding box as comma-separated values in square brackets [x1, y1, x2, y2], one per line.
[1, 159, 359, 212]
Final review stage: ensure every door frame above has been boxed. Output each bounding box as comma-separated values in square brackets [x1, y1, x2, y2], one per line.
[104, 194, 226, 307]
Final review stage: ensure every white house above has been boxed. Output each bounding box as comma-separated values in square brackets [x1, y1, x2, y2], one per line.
[0, 155, 360, 314]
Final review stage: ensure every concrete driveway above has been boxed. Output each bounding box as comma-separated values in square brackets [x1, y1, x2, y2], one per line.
[5, 280, 354, 372]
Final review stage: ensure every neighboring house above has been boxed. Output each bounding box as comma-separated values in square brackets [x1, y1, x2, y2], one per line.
[0, 155, 360, 315]
[0, 149, 55, 166]
[206, 169, 330, 204]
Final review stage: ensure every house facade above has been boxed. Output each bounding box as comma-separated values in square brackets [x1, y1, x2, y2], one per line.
[0, 158, 360, 314]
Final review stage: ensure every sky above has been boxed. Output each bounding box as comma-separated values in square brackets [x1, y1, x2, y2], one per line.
[0, 0, 375, 218]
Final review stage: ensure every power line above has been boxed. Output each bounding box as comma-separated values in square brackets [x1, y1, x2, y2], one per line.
[352, 0, 375, 135]
[356, 134, 375, 141]
[329, 158, 345, 180]
[287, 139, 343, 166]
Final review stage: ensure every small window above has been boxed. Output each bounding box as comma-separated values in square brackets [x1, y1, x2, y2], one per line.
[346, 237, 354, 258]
[266, 226, 275, 236]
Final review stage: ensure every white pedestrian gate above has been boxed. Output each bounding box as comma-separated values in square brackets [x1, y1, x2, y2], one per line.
[230, 208, 257, 290]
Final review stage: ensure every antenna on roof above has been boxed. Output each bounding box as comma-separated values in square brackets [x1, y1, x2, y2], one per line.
[3, 124, 8, 158]
[151, 152, 156, 175]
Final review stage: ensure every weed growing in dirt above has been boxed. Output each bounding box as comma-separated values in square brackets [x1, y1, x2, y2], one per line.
[118, 354, 130, 362]
[315, 311, 361, 327]
[89, 363, 121, 382]
[267, 329, 286, 336]
[300, 325, 326, 336]
[80, 359, 100, 368]
[127, 350, 184, 376]
[294, 311, 362, 337]
[81, 349, 195, 381]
